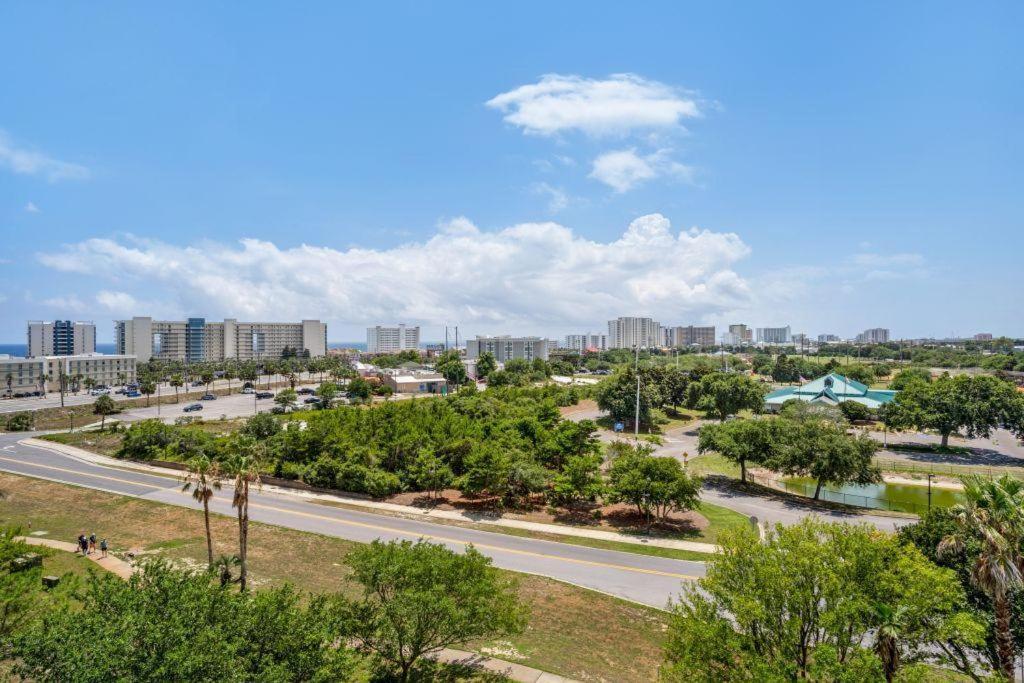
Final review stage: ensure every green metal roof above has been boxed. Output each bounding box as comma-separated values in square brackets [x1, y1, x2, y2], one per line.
[764, 373, 897, 409]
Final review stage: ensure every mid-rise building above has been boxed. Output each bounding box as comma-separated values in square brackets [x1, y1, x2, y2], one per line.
[724, 324, 753, 346]
[818, 334, 841, 343]
[114, 317, 327, 363]
[366, 325, 420, 354]
[756, 326, 792, 345]
[465, 336, 551, 362]
[27, 320, 96, 357]
[607, 317, 661, 349]
[974, 333, 994, 341]
[667, 325, 716, 348]
[855, 328, 890, 344]
[0, 353, 136, 395]
[564, 333, 608, 353]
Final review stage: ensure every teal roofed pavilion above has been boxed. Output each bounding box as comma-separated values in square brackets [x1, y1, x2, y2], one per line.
[764, 373, 897, 411]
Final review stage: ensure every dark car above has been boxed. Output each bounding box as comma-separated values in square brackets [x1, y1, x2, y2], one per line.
[125, 390, 141, 398]
[183, 403, 203, 412]
[256, 391, 274, 399]
[191, 380, 205, 387]
[200, 394, 217, 401]
[303, 396, 321, 404]
[270, 405, 287, 414]
[296, 387, 315, 395]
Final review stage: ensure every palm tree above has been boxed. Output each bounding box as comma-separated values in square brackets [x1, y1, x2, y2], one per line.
[170, 374, 183, 403]
[222, 437, 262, 591]
[182, 455, 222, 568]
[938, 474, 1024, 681]
[84, 377, 97, 393]
[872, 604, 906, 683]
[38, 372, 50, 398]
[4, 373, 12, 398]
[214, 554, 241, 587]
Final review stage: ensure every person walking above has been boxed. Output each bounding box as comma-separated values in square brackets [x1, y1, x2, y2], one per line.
[88, 533, 97, 555]
[99, 538, 108, 558]
[77, 533, 88, 555]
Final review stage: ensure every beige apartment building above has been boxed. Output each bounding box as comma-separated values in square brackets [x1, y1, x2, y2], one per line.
[114, 317, 327, 363]
[27, 320, 96, 357]
[1, 353, 137, 394]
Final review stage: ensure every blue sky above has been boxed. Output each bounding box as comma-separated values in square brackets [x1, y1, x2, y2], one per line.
[1, 2, 1021, 343]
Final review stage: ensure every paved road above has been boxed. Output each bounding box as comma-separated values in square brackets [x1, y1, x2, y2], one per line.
[0, 433, 703, 608]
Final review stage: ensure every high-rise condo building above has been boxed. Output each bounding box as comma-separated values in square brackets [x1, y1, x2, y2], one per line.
[27, 320, 96, 357]
[818, 334, 841, 343]
[465, 336, 551, 362]
[756, 326, 792, 344]
[855, 328, 890, 344]
[607, 317, 662, 349]
[564, 333, 608, 353]
[667, 325, 716, 347]
[366, 325, 420, 354]
[114, 317, 327, 363]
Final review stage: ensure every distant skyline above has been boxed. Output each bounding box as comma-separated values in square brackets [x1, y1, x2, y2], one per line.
[2, 3, 1022, 342]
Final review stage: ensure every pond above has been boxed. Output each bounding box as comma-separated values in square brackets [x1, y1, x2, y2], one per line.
[781, 477, 964, 515]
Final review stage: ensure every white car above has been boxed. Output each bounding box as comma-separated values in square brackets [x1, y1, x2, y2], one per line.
[90, 388, 111, 396]
[242, 387, 255, 394]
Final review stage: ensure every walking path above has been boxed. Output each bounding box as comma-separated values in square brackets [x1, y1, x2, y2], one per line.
[24, 437, 718, 554]
[15, 535, 577, 682]
[17, 536, 134, 579]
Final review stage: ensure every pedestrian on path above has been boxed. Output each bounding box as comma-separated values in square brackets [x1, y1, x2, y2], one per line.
[77, 533, 88, 555]
[88, 533, 97, 554]
[99, 538, 108, 558]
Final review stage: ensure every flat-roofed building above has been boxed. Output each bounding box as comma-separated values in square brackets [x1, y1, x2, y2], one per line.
[114, 317, 327, 363]
[564, 333, 608, 353]
[855, 327, 890, 344]
[668, 325, 716, 347]
[607, 317, 661, 349]
[756, 326, 792, 344]
[27, 320, 96, 357]
[367, 325, 420, 354]
[465, 336, 551, 362]
[381, 370, 447, 394]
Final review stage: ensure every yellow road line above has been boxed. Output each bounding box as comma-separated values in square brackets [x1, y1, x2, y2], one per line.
[0, 457, 699, 581]
[0, 456, 168, 490]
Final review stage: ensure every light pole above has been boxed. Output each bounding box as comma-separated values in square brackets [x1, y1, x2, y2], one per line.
[634, 344, 641, 437]
[927, 473, 934, 512]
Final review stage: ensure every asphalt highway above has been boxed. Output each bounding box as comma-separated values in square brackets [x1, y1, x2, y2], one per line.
[0, 433, 704, 608]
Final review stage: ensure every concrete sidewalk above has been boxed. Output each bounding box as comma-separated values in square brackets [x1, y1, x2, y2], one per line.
[24, 437, 719, 554]
[16, 535, 578, 682]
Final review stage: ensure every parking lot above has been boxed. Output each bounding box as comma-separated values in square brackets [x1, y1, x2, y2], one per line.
[115, 382, 324, 424]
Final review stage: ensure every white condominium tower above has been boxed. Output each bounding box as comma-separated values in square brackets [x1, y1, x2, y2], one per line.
[114, 317, 327, 363]
[607, 317, 662, 349]
[756, 326, 792, 344]
[564, 333, 608, 353]
[366, 324, 420, 354]
[856, 327, 890, 344]
[27, 320, 96, 357]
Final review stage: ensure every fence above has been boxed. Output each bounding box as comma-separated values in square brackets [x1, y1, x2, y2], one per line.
[875, 458, 1024, 480]
[746, 472, 932, 515]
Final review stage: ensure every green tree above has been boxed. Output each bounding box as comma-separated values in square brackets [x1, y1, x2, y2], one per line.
[434, 350, 468, 387]
[139, 378, 156, 407]
[169, 373, 184, 403]
[274, 387, 297, 411]
[685, 372, 765, 421]
[549, 453, 604, 506]
[607, 444, 702, 525]
[888, 367, 931, 391]
[181, 454, 222, 568]
[662, 520, 983, 682]
[937, 475, 1024, 680]
[476, 351, 497, 380]
[886, 373, 1024, 447]
[346, 377, 372, 402]
[0, 528, 48, 642]
[240, 412, 281, 440]
[407, 450, 454, 500]
[315, 380, 339, 408]
[770, 418, 880, 500]
[457, 443, 509, 497]
[698, 417, 782, 483]
[344, 540, 528, 682]
[92, 393, 119, 430]
[596, 368, 660, 430]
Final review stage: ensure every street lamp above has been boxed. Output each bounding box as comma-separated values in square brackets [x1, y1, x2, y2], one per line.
[927, 473, 935, 512]
[633, 344, 641, 437]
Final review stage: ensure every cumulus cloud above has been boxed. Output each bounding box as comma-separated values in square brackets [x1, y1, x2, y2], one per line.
[486, 73, 700, 137]
[38, 214, 751, 328]
[24, 201, 41, 213]
[589, 149, 695, 193]
[0, 130, 90, 182]
[530, 182, 570, 212]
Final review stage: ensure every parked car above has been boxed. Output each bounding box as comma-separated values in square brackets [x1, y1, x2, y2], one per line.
[296, 387, 315, 395]
[200, 394, 217, 401]
[270, 405, 287, 414]
[241, 387, 255, 394]
[90, 388, 110, 396]
[183, 403, 203, 412]
[303, 396, 321, 404]
[125, 390, 141, 398]
[256, 391, 274, 399]
[191, 380, 205, 387]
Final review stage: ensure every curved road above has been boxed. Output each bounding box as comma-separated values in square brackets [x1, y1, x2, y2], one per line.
[0, 433, 702, 609]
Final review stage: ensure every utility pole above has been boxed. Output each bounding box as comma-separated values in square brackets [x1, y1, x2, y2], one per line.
[927, 473, 934, 512]
[634, 344, 641, 437]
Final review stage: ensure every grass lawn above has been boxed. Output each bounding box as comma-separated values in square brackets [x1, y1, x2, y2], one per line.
[0, 473, 671, 683]
[688, 452, 741, 478]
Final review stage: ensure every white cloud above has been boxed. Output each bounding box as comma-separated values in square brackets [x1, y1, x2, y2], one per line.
[589, 148, 695, 193]
[95, 290, 139, 314]
[24, 201, 40, 213]
[38, 214, 752, 327]
[0, 131, 90, 182]
[41, 295, 88, 311]
[486, 73, 700, 137]
[530, 182, 570, 212]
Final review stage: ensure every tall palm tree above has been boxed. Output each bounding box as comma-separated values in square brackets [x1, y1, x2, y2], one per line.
[170, 374, 183, 403]
[181, 455, 222, 568]
[939, 474, 1024, 681]
[222, 437, 263, 591]
[38, 372, 50, 398]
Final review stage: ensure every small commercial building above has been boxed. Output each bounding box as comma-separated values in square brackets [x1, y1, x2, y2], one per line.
[764, 373, 896, 411]
[0, 353, 137, 395]
[381, 370, 447, 394]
